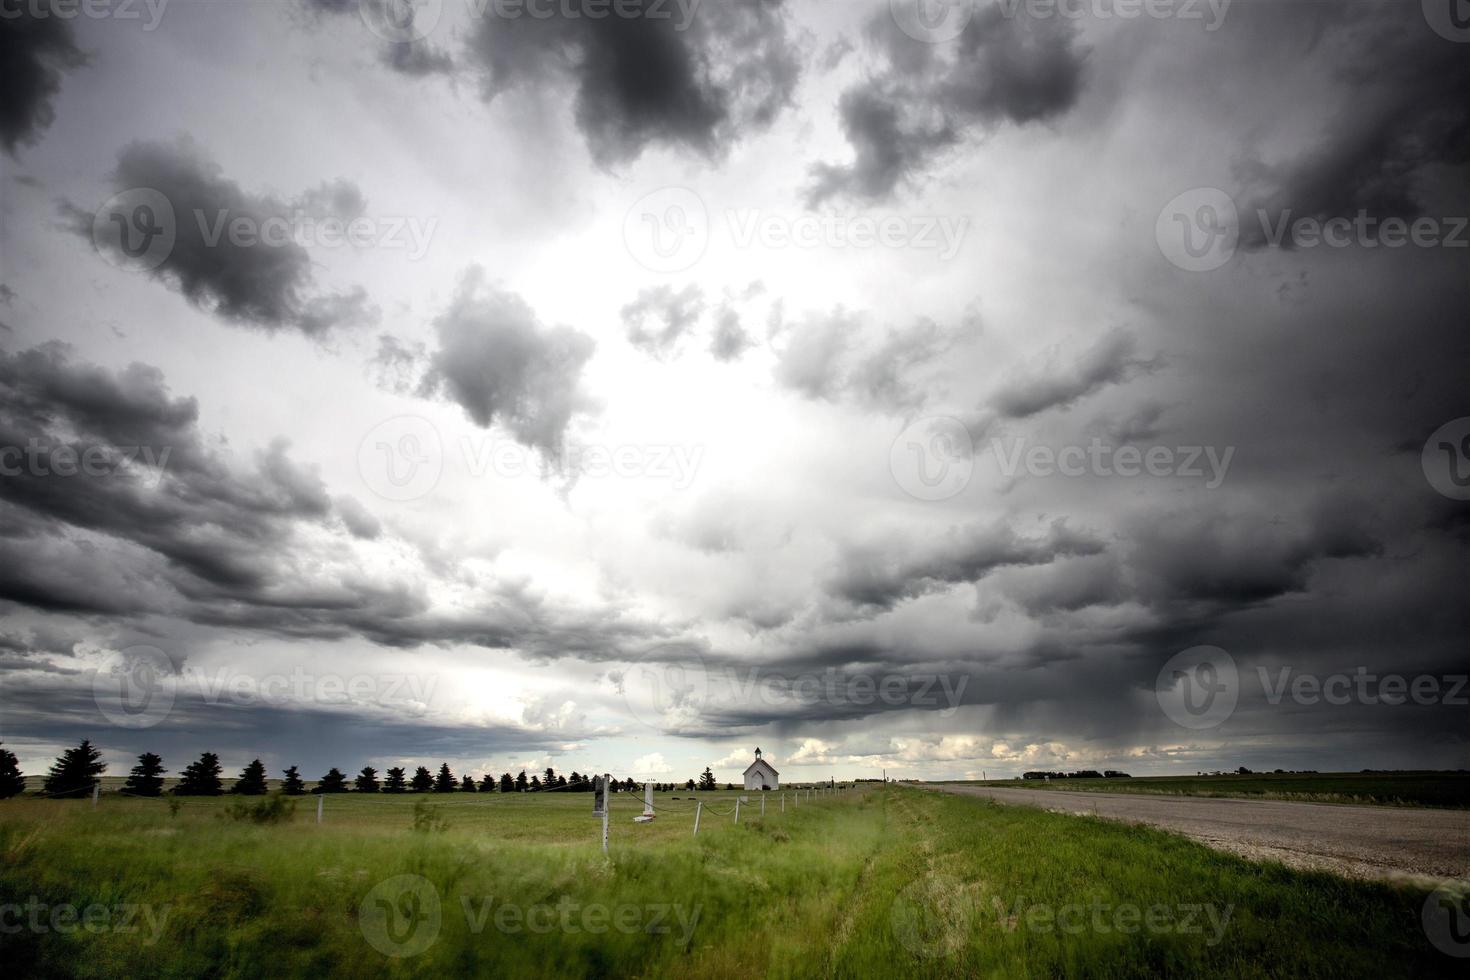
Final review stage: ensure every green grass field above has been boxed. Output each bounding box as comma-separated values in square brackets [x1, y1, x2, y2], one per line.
[0, 785, 1456, 977]
[940, 771, 1470, 809]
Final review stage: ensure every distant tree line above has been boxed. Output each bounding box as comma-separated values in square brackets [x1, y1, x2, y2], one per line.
[1021, 770, 1132, 780]
[0, 740, 744, 800]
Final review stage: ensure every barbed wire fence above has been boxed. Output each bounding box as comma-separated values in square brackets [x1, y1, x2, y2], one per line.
[12, 771, 860, 845]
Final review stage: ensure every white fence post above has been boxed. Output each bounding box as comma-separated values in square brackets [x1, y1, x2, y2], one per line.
[734, 798, 740, 825]
[761, 795, 765, 816]
[92, 782, 100, 807]
[316, 794, 324, 824]
[693, 801, 702, 836]
[599, 773, 611, 853]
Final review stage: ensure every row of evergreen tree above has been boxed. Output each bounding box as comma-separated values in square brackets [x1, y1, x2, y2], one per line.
[0, 740, 730, 799]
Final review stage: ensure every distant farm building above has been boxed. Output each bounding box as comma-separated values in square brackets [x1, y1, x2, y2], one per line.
[743, 747, 779, 791]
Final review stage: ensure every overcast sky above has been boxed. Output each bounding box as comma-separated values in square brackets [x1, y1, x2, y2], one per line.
[1, 0, 1467, 785]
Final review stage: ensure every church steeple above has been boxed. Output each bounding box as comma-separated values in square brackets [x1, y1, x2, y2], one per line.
[754, 747, 762, 761]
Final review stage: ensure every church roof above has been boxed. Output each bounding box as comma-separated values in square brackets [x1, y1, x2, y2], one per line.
[742, 756, 779, 776]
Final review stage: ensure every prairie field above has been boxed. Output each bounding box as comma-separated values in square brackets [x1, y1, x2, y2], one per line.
[945, 771, 1470, 809]
[0, 785, 1454, 978]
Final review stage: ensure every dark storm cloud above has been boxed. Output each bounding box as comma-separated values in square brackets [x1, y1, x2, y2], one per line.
[301, 0, 454, 75]
[0, 343, 334, 600]
[0, 343, 707, 664]
[826, 519, 1103, 611]
[464, 0, 803, 166]
[774, 309, 964, 411]
[988, 329, 1153, 420]
[808, 6, 1085, 204]
[0, 681, 580, 776]
[621, 284, 705, 359]
[0, 4, 86, 156]
[72, 139, 374, 336]
[1238, 8, 1470, 248]
[1124, 500, 1381, 611]
[420, 267, 596, 457]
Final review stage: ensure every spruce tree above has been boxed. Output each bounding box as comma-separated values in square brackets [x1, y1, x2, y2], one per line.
[174, 752, 224, 796]
[281, 765, 306, 795]
[316, 768, 348, 793]
[410, 766, 433, 792]
[460, 774, 476, 792]
[0, 743, 27, 798]
[479, 773, 496, 792]
[122, 752, 166, 797]
[355, 766, 381, 793]
[698, 767, 716, 790]
[434, 763, 456, 792]
[514, 770, 528, 792]
[42, 739, 107, 798]
[499, 772, 514, 793]
[383, 767, 407, 793]
[232, 759, 268, 795]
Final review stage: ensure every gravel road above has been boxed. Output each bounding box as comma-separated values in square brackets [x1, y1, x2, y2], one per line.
[931, 785, 1469, 884]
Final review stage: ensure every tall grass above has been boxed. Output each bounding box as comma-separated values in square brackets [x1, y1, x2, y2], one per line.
[0, 787, 1452, 977]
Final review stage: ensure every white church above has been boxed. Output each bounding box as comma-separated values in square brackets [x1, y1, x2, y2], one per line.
[742, 747, 779, 791]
